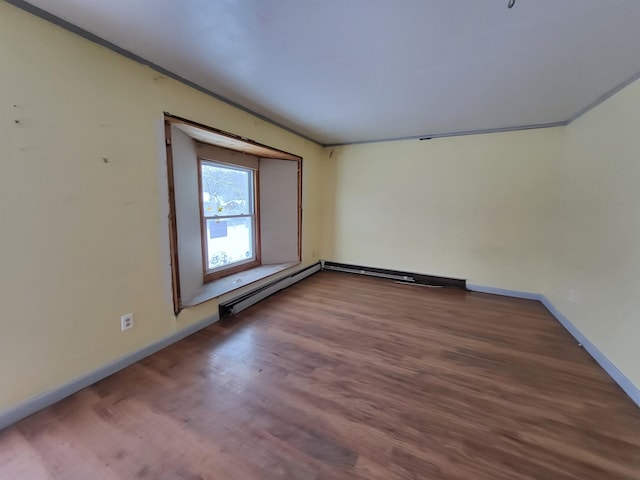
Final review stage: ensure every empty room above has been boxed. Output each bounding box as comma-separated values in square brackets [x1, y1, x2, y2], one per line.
[2, 0, 640, 478]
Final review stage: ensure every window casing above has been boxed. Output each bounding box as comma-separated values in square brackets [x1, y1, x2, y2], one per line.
[164, 113, 302, 314]
[198, 159, 260, 281]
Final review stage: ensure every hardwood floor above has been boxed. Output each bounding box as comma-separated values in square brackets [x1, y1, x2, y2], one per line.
[2, 271, 640, 479]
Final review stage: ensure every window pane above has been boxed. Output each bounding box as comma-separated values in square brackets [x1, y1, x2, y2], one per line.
[201, 163, 252, 216]
[205, 217, 255, 271]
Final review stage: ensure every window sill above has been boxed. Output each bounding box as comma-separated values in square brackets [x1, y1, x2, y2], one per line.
[183, 262, 300, 307]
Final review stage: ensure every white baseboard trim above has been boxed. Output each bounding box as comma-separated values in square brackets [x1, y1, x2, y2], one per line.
[0, 312, 219, 431]
[4, 279, 638, 431]
[469, 283, 640, 408]
[0, 262, 321, 431]
[539, 297, 640, 408]
[467, 284, 543, 301]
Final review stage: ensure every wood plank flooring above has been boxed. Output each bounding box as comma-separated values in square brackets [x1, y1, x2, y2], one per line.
[1, 271, 640, 479]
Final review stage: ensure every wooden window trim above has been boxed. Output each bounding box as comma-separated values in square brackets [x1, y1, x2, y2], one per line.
[298, 159, 303, 261]
[164, 113, 302, 315]
[164, 122, 182, 315]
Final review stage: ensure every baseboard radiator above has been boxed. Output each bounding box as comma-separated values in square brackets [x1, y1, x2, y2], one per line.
[322, 261, 467, 290]
[219, 262, 322, 318]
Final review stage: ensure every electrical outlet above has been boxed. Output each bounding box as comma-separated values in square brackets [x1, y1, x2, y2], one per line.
[121, 313, 134, 331]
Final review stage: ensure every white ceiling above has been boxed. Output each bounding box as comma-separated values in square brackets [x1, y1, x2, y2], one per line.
[13, 0, 640, 145]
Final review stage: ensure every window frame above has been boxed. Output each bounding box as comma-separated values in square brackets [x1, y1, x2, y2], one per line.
[164, 112, 303, 315]
[198, 158, 261, 282]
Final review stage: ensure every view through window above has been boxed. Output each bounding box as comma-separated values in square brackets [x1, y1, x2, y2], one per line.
[200, 160, 258, 276]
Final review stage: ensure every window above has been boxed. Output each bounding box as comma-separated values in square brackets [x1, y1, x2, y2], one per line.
[199, 160, 260, 280]
[164, 113, 302, 313]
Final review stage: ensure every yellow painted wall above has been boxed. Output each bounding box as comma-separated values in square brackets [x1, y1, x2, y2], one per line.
[0, 3, 325, 412]
[323, 128, 564, 293]
[545, 78, 640, 388]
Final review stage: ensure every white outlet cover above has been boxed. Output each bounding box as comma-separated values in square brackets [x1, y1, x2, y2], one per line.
[121, 313, 134, 331]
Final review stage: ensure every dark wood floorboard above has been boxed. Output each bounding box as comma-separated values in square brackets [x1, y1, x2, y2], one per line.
[1, 271, 640, 479]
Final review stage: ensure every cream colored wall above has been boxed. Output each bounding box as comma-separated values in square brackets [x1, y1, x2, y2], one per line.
[545, 78, 640, 388]
[323, 128, 564, 293]
[0, 3, 325, 412]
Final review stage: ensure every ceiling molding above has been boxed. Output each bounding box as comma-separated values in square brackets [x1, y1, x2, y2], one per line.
[323, 121, 568, 148]
[3, 0, 320, 145]
[565, 67, 640, 125]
